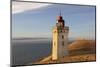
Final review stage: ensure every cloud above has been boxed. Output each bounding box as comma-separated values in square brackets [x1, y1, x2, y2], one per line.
[12, 1, 50, 14]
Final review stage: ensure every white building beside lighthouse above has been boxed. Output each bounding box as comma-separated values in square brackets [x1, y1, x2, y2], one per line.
[52, 14, 69, 60]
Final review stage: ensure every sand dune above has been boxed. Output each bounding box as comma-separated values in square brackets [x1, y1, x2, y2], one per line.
[32, 39, 96, 64]
[35, 54, 96, 64]
[68, 39, 96, 55]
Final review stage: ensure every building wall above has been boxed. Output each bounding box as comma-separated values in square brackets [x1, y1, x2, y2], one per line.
[52, 27, 58, 60]
[58, 27, 69, 58]
[52, 26, 69, 60]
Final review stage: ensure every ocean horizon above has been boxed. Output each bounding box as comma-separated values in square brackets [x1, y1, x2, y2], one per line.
[11, 38, 52, 66]
[11, 37, 94, 66]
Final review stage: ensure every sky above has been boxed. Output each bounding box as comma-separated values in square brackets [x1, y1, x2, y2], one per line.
[12, 1, 96, 39]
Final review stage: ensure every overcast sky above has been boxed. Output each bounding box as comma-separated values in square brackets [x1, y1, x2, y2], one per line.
[12, 1, 96, 39]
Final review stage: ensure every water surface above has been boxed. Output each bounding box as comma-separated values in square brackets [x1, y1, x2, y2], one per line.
[11, 38, 52, 65]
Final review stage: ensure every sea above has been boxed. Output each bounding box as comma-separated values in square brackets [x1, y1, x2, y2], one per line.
[11, 38, 52, 66]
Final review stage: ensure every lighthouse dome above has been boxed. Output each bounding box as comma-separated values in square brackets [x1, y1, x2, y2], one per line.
[57, 16, 63, 20]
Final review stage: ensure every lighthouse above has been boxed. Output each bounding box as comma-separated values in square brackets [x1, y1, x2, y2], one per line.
[52, 13, 69, 60]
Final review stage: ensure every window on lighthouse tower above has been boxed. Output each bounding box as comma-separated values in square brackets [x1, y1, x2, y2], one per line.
[62, 41, 64, 46]
[54, 42, 55, 46]
[62, 35, 64, 39]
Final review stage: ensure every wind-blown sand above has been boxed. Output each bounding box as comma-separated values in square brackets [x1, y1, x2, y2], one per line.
[32, 39, 96, 64]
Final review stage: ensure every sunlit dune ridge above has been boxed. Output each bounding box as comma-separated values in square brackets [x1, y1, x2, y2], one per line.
[68, 39, 96, 55]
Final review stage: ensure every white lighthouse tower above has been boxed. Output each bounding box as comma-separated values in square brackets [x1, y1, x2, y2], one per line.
[52, 13, 69, 60]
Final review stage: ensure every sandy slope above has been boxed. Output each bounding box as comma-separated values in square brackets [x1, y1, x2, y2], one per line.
[68, 40, 96, 55]
[32, 39, 96, 64]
